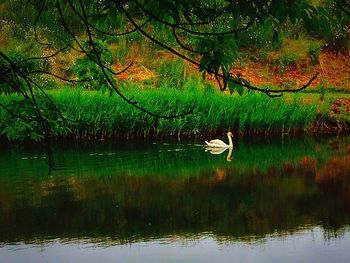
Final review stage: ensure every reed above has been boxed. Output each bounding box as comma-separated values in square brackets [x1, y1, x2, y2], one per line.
[0, 81, 330, 140]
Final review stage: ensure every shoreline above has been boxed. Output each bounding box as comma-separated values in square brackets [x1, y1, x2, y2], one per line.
[1, 124, 349, 144]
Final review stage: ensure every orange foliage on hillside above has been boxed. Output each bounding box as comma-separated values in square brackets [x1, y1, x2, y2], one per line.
[231, 51, 350, 90]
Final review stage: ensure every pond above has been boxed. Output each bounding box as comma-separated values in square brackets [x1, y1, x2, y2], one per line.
[0, 135, 350, 262]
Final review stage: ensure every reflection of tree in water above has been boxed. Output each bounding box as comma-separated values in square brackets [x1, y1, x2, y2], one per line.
[0, 139, 350, 244]
[323, 226, 350, 243]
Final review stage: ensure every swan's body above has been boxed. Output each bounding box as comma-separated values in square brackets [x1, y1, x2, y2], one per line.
[205, 132, 233, 148]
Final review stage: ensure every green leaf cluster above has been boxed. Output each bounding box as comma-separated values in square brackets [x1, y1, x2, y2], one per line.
[228, 77, 250, 96]
[72, 40, 112, 92]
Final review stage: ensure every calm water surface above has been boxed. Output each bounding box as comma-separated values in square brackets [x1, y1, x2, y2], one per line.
[0, 136, 350, 262]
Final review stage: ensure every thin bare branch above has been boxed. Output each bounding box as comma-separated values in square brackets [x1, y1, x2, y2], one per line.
[116, 61, 134, 75]
[27, 0, 52, 46]
[27, 77, 79, 123]
[57, 0, 128, 77]
[172, 27, 204, 54]
[65, 0, 149, 37]
[29, 70, 93, 83]
[10, 45, 70, 67]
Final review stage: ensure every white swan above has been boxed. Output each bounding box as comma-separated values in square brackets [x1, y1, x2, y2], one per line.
[205, 132, 233, 148]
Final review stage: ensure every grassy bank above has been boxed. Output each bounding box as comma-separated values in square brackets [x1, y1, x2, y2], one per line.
[2, 79, 348, 140]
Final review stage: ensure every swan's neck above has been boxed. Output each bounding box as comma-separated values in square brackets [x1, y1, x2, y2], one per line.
[227, 134, 233, 148]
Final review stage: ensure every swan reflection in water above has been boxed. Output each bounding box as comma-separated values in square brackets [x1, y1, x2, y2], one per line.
[205, 147, 233, 162]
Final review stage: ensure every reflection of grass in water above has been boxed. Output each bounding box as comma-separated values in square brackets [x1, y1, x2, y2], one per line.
[0, 136, 338, 180]
[0, 137, 349, 243]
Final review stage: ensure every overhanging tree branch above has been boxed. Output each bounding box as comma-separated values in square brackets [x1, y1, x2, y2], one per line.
[30, 0, 52, 46]
[133, 0, 256, 36]
[58, 0, 195, 119]
[118, 3, 319, 97]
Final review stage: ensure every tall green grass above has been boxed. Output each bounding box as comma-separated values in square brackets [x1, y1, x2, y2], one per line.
[156, 59, 188, 88]
[0, 80, 323, 140]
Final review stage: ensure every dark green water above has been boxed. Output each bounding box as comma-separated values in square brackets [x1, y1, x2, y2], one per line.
[1, 136, 350, 262]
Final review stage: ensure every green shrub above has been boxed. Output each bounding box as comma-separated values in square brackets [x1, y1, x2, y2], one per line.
[308, 41, 322, 65]
[72, 40, 112, 92]
[277, 53, 299, 71]
[156, 59, 188, 88]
